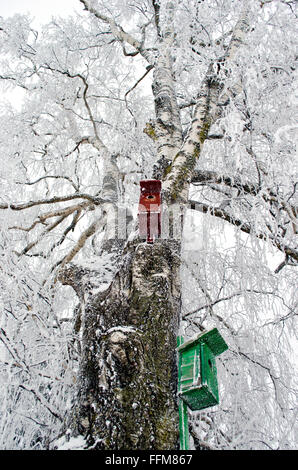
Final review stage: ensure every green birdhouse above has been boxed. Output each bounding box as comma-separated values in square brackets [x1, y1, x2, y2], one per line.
[177, 328, 228, 411]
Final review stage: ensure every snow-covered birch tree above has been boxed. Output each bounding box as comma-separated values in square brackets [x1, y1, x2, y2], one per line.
[0, 0, 297, 450]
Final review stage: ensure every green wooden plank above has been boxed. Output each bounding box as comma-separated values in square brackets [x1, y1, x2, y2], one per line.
[176, 328, 228, 356]
[179, 398, 189, 450]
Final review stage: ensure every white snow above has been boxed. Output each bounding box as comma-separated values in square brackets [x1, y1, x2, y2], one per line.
[56, 434, 87, 450]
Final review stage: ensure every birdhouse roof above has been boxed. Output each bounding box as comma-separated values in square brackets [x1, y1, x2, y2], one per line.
[140, 180, 161, 193]
[176, 328, 228, 357]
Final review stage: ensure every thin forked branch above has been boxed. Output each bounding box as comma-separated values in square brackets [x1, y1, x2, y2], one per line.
[0, 193, 104, 211]
[79, 0, 152, 63]
[189, 199, 298, 262]
[53, 214, 107, 275]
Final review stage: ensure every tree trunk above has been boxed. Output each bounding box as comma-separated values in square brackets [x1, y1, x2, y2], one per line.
[64, 238, 181, 450]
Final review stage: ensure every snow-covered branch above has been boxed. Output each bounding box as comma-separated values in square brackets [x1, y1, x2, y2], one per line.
[79, 0, 152, 63]
[163, 4, 252, 202]
[0, 193, 104, 211]
[189, 199, 298, 262]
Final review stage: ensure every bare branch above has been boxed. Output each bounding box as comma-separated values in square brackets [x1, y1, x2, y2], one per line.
[55, 214, 106, 273]
[0, 193, 104, 211]
[42, 65, 101, 142]
[125, 65, 153, 100]
[19, 215, 69, 256]
[163, 5, 252, 201]
[79, 0, 152, 63]
[124, 65, 154, 119]
[189, 200, 298, 262]
[0, 328, 30, 373]
[16, 175, 79, 192]
[191, 169, 260, 195]
[19, 384, 62, 421]
[47, 209, 83, 254]
[191, 170, 298, 235]
[9, 202, 90, 232]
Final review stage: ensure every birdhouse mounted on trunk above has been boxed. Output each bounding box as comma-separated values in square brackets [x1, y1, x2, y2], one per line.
[138, 180, 162, 243]
[177, 328, 228, 411]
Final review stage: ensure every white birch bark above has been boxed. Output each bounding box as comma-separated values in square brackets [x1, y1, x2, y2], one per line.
[151, 2, 183, 165]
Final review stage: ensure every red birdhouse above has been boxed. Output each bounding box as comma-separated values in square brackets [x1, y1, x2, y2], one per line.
[138, 180, 162, 243]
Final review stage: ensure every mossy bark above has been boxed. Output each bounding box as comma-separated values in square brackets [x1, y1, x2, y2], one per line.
[67, 239, 181, 450]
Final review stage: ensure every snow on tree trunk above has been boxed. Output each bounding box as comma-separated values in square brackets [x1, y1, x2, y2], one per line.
[62, 239, 181, 449]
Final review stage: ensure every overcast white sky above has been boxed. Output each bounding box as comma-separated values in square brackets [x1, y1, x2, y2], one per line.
[1, 0, 80, 26]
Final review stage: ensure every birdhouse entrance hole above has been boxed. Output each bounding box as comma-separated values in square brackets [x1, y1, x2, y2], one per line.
[138, 180, 162, 243]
